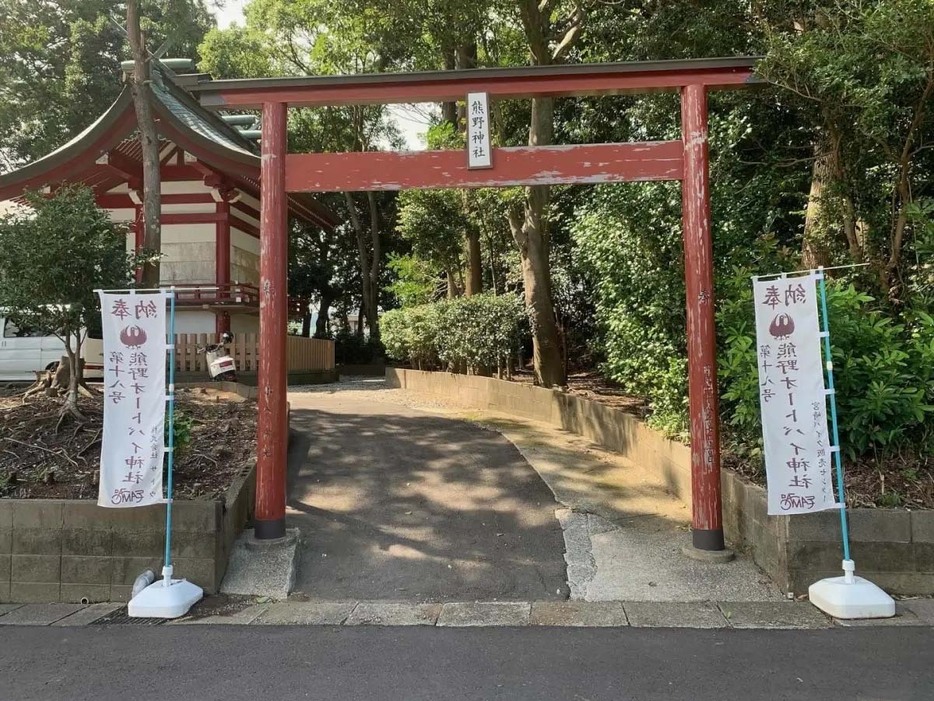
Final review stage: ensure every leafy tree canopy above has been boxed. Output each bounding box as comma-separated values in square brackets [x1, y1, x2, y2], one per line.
[0, 0, 212, 170]
[0, 186, 136, 354]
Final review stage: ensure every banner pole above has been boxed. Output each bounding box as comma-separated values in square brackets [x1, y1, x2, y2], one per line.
[121, 287, 202, 617]
[815, 269, 851, 562]
[808, 268, 892, 618]
[163, 288, 177, 585]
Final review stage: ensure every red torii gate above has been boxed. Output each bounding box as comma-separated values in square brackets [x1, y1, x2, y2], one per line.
[192, 58, 759, 555]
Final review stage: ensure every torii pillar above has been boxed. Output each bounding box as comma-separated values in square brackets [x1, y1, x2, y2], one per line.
[255, 101, 288, 539]
[681, 83, 729, 558]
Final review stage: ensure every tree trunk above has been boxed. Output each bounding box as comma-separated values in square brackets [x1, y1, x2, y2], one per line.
[345, 192, 374, 337]
[479, 218, 499, 295]
[884, 168, 912, 302]
[888, 168, 912, 274]
[127, 0, 161, 288]
[441, 47, 457, 127]
[446, 271, 458, 298]
[801, 150, 832, 269]
[61, 332, 83, 420]
[315, 289, 334, 338]
[509, 92, 565, 388]
[301, 313, 312, 338]
[509, 0, 584, 387]
[65, 349, 80, 415]
[366, 191, 381, 339]
[804, 132, 866, 269]
[466, 225, 483, 296]
[455, 42, 478, 127]
[509, 196, 565, 389]
[488, 235, 498, 295]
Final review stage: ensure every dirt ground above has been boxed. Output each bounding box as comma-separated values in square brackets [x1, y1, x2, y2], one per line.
[511, 370, 649, 417]
[725, 449, 934, 510]
[0, 385, 256, 501]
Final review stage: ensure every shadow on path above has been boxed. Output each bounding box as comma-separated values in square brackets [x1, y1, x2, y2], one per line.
[286, 395, 568, 602]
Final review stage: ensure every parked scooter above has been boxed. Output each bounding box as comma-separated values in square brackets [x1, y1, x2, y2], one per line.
[199, 331, 237, 382]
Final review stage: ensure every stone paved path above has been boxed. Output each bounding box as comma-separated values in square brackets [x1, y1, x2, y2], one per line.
[285, 387, 568, 601]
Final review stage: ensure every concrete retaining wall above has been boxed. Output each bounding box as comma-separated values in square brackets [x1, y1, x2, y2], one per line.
[0, 464, 255, 604]
[338, 363, 387, 377]
[387, 368, 934, 596]
[722, 469, 934, 595]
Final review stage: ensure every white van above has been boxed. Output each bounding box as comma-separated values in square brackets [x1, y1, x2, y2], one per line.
[0, 315, 104, 382]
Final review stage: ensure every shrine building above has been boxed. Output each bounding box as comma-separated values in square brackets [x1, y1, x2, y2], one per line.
[0, 61, 337, 338]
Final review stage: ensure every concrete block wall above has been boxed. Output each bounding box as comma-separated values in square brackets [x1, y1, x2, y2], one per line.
[0, 465, 254, 604]
[388, 368, 934, 597]
[723, 471, 934, 595]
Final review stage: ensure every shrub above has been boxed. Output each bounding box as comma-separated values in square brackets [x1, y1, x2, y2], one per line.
[381, 294, 526, 375]
[436, 294, 526, 374]
[381, 305, 442, 369]
[334, 328, 383, 365]
[380, 309, 410, 362]
[572, 182, 689, 435]
[718, 269, 934, 462]
[164, 410, 194, 458]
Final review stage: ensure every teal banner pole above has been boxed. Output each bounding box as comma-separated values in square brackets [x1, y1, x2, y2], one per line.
[816, 269, 851, 561]
[163, 289, 177, 573]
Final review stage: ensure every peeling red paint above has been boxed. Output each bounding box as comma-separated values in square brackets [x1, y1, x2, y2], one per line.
[255, 102, 288, 534]
[681, 84, 723, 537]
[285, 142, 684, 192]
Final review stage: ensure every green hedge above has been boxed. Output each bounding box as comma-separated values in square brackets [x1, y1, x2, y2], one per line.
[719, 274, 934, 462]
[381, 294, 526, 374]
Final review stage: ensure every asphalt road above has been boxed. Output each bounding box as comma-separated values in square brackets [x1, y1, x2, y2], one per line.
[1, 625, 931, 701]
[286, 393, 567, 601]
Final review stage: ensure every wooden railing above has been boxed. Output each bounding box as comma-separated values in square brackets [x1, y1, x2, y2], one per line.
[174, 333, 335, 373]
[160, 284, 309, 317]
[162, 283, 260, 308]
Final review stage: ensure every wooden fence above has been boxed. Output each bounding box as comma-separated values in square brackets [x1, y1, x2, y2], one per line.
[174, 333, 335, 373]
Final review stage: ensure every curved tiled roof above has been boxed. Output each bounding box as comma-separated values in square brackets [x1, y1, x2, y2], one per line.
[0, 65, 337, 230]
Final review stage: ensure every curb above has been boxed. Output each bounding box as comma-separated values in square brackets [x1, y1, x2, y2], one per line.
[2, 599, 931, 629]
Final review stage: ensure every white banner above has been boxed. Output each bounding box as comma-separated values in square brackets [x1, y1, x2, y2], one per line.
[753, 274, 836, 515]
[97, 292, 168, 508]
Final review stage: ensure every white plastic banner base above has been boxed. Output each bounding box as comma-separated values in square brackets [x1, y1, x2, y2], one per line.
[809, 560, 895, 619]
[128, 566, 203, 619]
